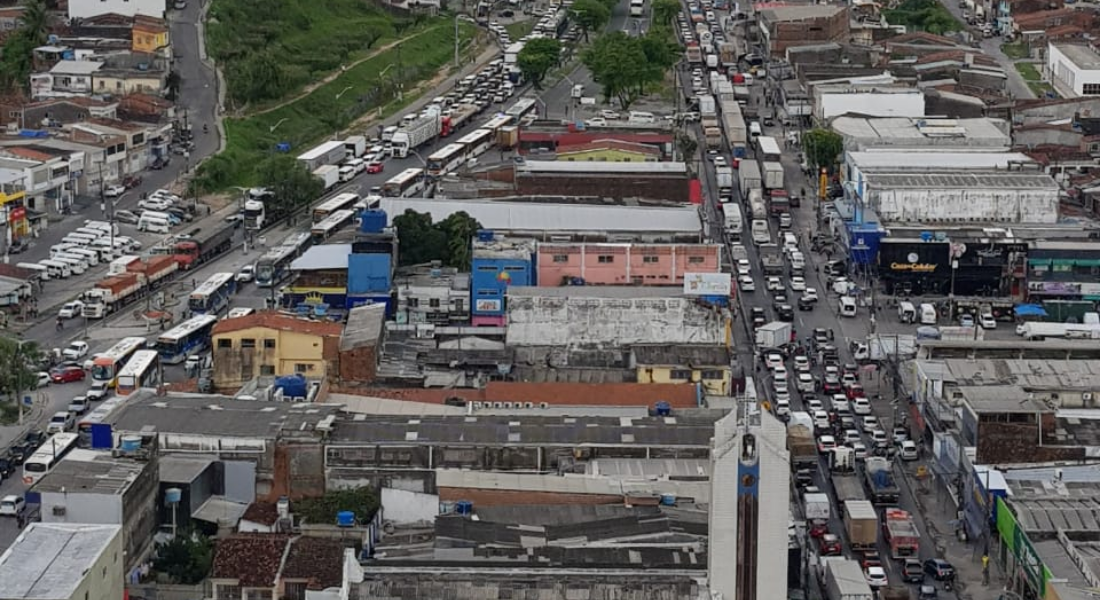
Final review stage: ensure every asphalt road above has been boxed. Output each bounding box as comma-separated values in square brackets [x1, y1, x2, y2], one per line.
[930, 0, 1035, 100]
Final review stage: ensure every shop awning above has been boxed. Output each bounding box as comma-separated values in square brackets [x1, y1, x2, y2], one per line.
[1014, 304, 1048, 317]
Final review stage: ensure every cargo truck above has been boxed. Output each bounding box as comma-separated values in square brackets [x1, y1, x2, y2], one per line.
[940, 325, 985, 341]
[83, 255, 179, 318]
[763, 161, 785, 190]
[863, 457, 900, 505]
[441, 104, 479, 137]
[831, 473, 865, 507]
[313, 165, 340, 191]
[787, 423, 817, 466]
[760, 244, 783, 275]
[824, 558, 874, 600]
[844, 500, 878, 551]
[723, 204, 742, 238]
[706, 54, 718, 69]
[749, 189, 767, 220]
[698, 95, 716, 117]
[734, 85, 750, 101]
[719, 42, 737, 68]
[685, 43, 703, 65]
[768, 190, 791, 216]
[168, 224, 237, 269]
[705, 127, 723, 150]
[391, 110, 442, 158]
[884, 508, 920, 558]
[756, 321, 792, 348]
[343, 135, 367, 159]
[805, 492, 831, 521]
[715, 80, 735, 104]
[739, 162, 762, 201]
[716, 166, 733, 194]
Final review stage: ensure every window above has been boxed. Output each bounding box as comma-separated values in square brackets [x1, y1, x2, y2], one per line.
[643, 255, 659, 263]
[216, 584, 241, 599]
[597, 255, 614, 263]
[260, 365, 275, 376]
[245, 590, 273, 600]
[1085, 83, 1100, 95]
[241, 338, 256, 349]
[295, 363, 315, 373]
[263, 339, 276, 349]
[552, 254, 569, 263]
[702, 370, 725, 380]
[217, 339, 231, 349]
[429, 298, 441, 308]
[670, 369, 692, 380]
[477, 265, 497, 272]
[407, 297, 419, 307]
[688, 256, 705, 264]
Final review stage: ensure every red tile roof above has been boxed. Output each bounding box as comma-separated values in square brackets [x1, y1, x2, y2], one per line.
[211, 534, 291, 587]
[362, 382, 698, 408]
[241, 501, 280, 526]
[915, 50, 999, 67]
[213, 311, 343, 338]
[4, 147, 52, 162]
[281, 537, 345, 590]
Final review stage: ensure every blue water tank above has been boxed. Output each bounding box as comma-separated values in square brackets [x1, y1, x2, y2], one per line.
[336, 511, 356, 527]
[660, 494, 676, 506]
[476, 230, 494, 242]
[654, 401, 672, 416]
[455, 500, 474, 515]
[119, 435, 142, 452]
[165, 488, 182, 504]
[359, 209, 387, 233]
[274, 373, 307, 398]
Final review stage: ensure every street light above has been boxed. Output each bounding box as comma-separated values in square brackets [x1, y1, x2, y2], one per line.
[336, 86, 354, 100]
[408, 149, 427, 167]
[269, 118, 289, 134]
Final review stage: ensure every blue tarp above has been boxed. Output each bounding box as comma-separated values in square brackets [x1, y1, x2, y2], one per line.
[1014, 304, 1048, 317]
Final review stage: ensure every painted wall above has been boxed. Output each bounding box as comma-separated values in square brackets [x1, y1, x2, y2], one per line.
[132, 27, 168, 54]
[637, 365, 731, 395]
[871, 187, 1059, 223]
[380, 487, 439, 525]
[536, 243, 722, 286]
[212, 327, 334, 389]
[471, 256, 533, 326]
[557, 148, 657, 162]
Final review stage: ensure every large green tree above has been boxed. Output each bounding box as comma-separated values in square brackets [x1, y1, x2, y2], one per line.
[517, 38, 561, 89]
[569, 0, 611, 41]
[0, 0, 51, 92]
[153, 531, 213, 585]
[392, 209, 482, 269]
[802, 128, 844, 172]
[651, 0, 680, 27]
[256, 155, 323, 224]
[583, 32, 660, 110]
[439, 211, 481, 269]
[0, 338, 41, 411]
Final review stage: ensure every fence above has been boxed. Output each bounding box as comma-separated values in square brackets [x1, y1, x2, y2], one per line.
[127, 582, 211, 600]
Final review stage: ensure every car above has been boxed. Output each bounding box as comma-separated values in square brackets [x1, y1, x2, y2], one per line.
[585, 117, 607, 127]
[892, 426, 909, 445]
[959, 314, 975, 328]
[104, 184, 127, 198]
[865, 566, 888, 588]
[6, 442, 32, 465]
[113, 210, 140, 224]
[832, 394, 850, 413]
[773, 377, 789, 393]
[68, 395, 90, 415]
[62, 341, 89, 360]
[849, 441, 868, 460]
[777, 304, 794, 321]
[766, 276, 783, 292]
[50, 366, 86, 384]
[764, 353, 784, 370]
[600, 110, 621, 120]
[809, 521, 828, 538]
[919, 585, 938, 600]
[22, 430, 44, 448]
[793, 355, 810, 371]
[798, 295, 816, 311]
[924, 559, 955, 580]
[806, 398, 824, 412]
[86, 381, 110, 402]
[236, 264, 255, 283]
[750, 307, 766, 328]
[0, 495, 25, 517]
[899, 440, 919, 461]
[0, 457, 12, 479]
[773, 364, 788, 382]
[738, 275, 755, 292]
[861, 415, 880, 433]
[817, 434, 837, 454]
[842, 429, 861, 444]
[841, 372, 858, 388]
[813, 328, 830, 345]
[36, 371, 50, 388]
[46, 410, 74, 433]
[852, 397, 871, 415]
[366, 161, 384, 174]
[845, 383, 866, 400]
[819, 533, 842, 555]
[789, 276, 806, 291]
[979, 313, 997, 329]
[902, 558, 925, 583]
[138, 198, 172, 211]
[870, 429, 889, 448]
[713, 156, 727, 167]
[823, 376, 842, 395]
[58, 301, 85, 319]
[795, 371, 814, 391]
[736, 259, 752, 276]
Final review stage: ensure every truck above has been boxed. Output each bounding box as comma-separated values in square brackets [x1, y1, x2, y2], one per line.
[739, 162, 762, 201]
[863, 457, 900, 505]
[831, 473, 865, 507]
[844, 500, 879, 551]
[763, 161, 785, 190]
[805, 492, 831, 521]
[940, 325, 985, 341]
[698, 94, 716, 117]
[169, 224, 236, 269]
[756, 321, 792, 348]
[787, 422, 817, 466]
[734, 85, 750, 101]
[82, 255, 179, 318]
[715, 80, 735, 104]
[706, 53, 718, 70]
[760, 244, 783, 275]
[685, 43, 703, 65]
[705, 127, 723, 150]
[108, 255, 139, 276]
[296, 140, 347, 171]
[824, 558, 874, 600]
[883, 508, 920, 559]
[243, 187, 275, 231]
[830, 446, 855, 472]
[441, 104, 479, 137]
[343, 135, 367, 159]
[723, 204, 742, 238]
[313, 165, 340, 191]
[716, 166, 733, 194]
[768, 190, 791, 216]
[852, 335, 917, 363]
[718, 42, 737, 68]
[391, 109, 442, 158]
[1020, 321, 1100, 340]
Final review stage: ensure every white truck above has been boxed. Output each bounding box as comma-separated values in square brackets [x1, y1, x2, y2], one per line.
[823, 558, 874, 600]
[313, 165, 340, 191]
[1019, 321, 1100, 340]
[343, 135, 367, 159]
[391, 109, 441, 158]
[763, 161, 785, 190]
[755, 321, 792, 348]
[723, 205, 743, 238]
[698, 94, 716, 117]
[852, 335, 917, 363]
[739, 162, 762, 201]
[804, 492, 831, 521]
[715, 165, 733, 194]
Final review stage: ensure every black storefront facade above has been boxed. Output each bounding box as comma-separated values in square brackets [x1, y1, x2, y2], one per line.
[877, 238, 1025, 298]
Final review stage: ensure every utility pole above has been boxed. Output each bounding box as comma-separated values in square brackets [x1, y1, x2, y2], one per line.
[454, 13, 460, 69]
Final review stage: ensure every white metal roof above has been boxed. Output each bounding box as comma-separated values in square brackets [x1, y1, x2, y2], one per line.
[379, 199, 701, 233]
[0, 523, 120, 599]
[48, 60, 103, 75]
[290, 243, 351, 271]
[849, 151, 1034, 171]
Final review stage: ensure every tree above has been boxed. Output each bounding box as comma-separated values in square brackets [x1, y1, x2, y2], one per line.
[256, 155, 323, 224]
[583, 32, 656, 110]
[676, 132, 697, 163]
[517, 38, 561, 89]
[569, 0, 610, 41]
[227, 52, 287, 106]
[0, 0, 51, 92]
[153, 531, 213, 585]
[438, 211, 482, 269]
[393, 209, 447, 266]
[0, 338, 41, 417]
[19, 0, 50, 46]
[802, 128, 844, 172]
[651, 0, 680, 27]
[295, 487, 380, 524]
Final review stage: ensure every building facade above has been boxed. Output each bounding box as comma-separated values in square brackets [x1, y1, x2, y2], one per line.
[69, 0, 168, 19]
[632, 344, 733, 395]
[394, 267, 471, 325]
[471, 233, 535, 327]
[211, 312, 343, 390]
[1048, 42, 1100, 98]
[536, 242, 722, 287]
[0, 523, 124, 600]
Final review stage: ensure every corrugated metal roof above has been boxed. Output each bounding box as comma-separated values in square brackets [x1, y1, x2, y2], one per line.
[290, 243, 350, 271]
[379, 199, 701, 233]
[517, 160, 686, 174]
[867, 172, 1057, 189]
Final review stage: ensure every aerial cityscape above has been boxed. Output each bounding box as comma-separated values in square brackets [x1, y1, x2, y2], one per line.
[0, 0, 1097, 598]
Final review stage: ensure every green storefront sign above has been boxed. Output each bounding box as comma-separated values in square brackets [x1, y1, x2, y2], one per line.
[997, 498, 1052, 597]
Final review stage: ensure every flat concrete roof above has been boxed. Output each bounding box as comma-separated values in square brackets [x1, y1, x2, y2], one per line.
[506, 286, 684, 299]
[34, 449, 147, 495]
[759, 5, 844, 21]
[1053, 43, 1100, 71]
[849, 151, 1034, 171]
[517, 160, 687, 175]
[0, 523, 120, 599]
[832, 116, 1010, 145]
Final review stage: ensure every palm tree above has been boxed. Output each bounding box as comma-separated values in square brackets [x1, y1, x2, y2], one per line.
[19, 0, 51, 46]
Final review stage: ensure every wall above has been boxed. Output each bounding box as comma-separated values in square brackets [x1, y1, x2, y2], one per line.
[69, 0, 165, 19]
[212, 327, 335, 389]
[41, 492, 121, 526]
[557, 148, 656, 162]
[126, 582, 211, 600]
[470, 256, 533, 326]
[755, 413, 792, 600]
[766, 10, 849, 56]
[272, 442, 326, 500]
[871, 187, 1059, 223]
[536, 243, 722, 287]
[132, 28, 168, 54]
[818, 91, 926, 120]
[437, 487, 622, 506]
[638, 365, 730, 395]
[975, 420, 1085, 463]
[380, 487, 439, 524]
[94, 74, 163, 96]
[72, 528, 125, 600]
[1048, 43, 1100, 97]
[354, 573, 701, 600]
[516, 173, 689, 203]
[338, 343, 378, 384]
[348, 253, 392, 294]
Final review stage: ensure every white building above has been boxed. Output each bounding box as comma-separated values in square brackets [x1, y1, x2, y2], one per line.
[709, 405, 790, 600]
[831, 116, 1012, 151]
[1047, 42, 1100, 98]
[0, 523, 124, 600]
[68, 0, 166, 19]
[814, 84, 925, 121]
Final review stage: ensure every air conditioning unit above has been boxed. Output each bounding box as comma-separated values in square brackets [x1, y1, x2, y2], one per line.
[525, 402, 534, 409]
[503, 402, 514, 409]
[472, 401, 483, 410]
[493, 402, 504, 409]
[1084, 392, 1094, 402]
[540, 402, 549, 409]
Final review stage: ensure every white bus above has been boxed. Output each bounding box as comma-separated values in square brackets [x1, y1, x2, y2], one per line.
[116, 349, 161, 396]
[256, 233, 312, 288]
[426, 143, 467, 176]
[630, 0, 644, 15]
[310, 209, 357, 242]
[480, 115, 514, 134]
[505, 97, 539, 121]
[188, 272, 237, 315]
[312, 192, 361, 223]
[456, 129, 495, 161]
[155, 314, 218, 364]
[15, 262, 48, 281]
[757, 135, 781, 161]
[91, 336, 148, 387]
[22, 432, 79, 485]
[381, 168, 426, 198]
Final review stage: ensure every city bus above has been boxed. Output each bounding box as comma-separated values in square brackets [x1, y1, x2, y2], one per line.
[480, 115, 513, 134]
[456, 129, 495, 161]
[630, 0, 644, 16]
[155, 314, 219, 364]
[188, 272, 237, 315]
[116, 350, 161, 396]
[310, 209, 357, 242]
[22, 432, 79, 485]
[77, 395, 129, 448]
[426, 143, 467, 176]
[381, 168, 426, 198]
[757, 135, 781, 162]
[256, 232, 312, 288]
[90, 336, 148, 387]
[312, 192, 361, 223]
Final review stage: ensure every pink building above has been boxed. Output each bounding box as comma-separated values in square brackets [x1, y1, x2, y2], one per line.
[536, 243, 723, 286]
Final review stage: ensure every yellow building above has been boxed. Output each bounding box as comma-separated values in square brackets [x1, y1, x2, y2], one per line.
[556, 140, 660, 162]
[132, 15, 169, 54]
[211, 311, 343, 391]
[632, 345, 733, 396]
[0, 173, 28, 238]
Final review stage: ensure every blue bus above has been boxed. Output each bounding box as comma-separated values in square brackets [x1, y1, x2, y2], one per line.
[155, 314, 218, 364]
[188, 272, 237, 315]
[256, 232, 311, 288]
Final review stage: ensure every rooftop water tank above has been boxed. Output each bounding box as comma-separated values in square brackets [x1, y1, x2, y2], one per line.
[660, 494, 676, 506]
[476, 230, 494, 242]
[336, 511, 356, 527]
[455, 500, 474, 515]
[654, 401, 672, 416]
[274, 373, 307, 399]
[165, 488, 182, 504]
[359, 209, 387, 234]
[119, 435, 142, 452]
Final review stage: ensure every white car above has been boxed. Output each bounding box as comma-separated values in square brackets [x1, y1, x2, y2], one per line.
[736, 259, 751, 276]
[789, 276, 806, 291]
[36, 372, 50, 388]
[738, 275, 755, 292]
[899, 440, 919, 461]
[104, 184, 127, 198]
[850, 441, 869, 460]
[764, 353, 784, 370]
[772, 365, 788, 382]
[600, 110, 620, 119]
[832, 394, 850, 413]
[796, 371, 815, 392]
[86, 381, 109, 401]
[62, 341, 89, 360]
[236, 264, 255, 283]
[865, 566, 888, 588]
[793, 355, 810, 371]
[979, 313, 997, 329]
[766, 276, 784, 291]
[138, 198, 172, 211]
[46, 411, 74, 434]
[861, 415, 880, 433]
[817, 434, 837, 454]
[585, 117, 607, 127]
[57, 301, 85, 319]
[806, 398, 824, 412]
[852, 397, 871, 415]
[842, 429, 861, 444]
[0, 495, 25, 517]
[813, 410, 830, 430]
[713, 156, 727, 167]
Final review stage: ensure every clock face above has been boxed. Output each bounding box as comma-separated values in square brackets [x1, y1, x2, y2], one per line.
[908, 253, 919, 263]
[742, 473, 757, 487]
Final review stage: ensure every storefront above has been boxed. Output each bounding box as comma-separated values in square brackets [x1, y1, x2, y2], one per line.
[995, 498, 1048, 600]
[878, 240, 951, 296]
[1026, 242, 1100, 304]
[879, 238, 1025, 297]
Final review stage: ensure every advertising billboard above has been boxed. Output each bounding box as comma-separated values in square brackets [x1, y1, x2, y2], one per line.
[683, 272, 731, 296]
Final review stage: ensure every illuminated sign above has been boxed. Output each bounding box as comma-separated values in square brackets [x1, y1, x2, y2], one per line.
[890, 263, 936, 272]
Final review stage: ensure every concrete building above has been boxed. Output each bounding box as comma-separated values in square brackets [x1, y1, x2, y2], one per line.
[337, 303, 386, 385]
[0, 523, 123, 600]
[757, 5, 849, 57]
[632, 344, 733, 396]
[1048, 42, 1100, 98]
[512, 160, 690, 203]
[516, 120, 674, 158]
[830, 116, 1012, 151]
[536, 242, 723, 287]
[1026, 241, 1100, 301]
[69, 0, 167, 19]
[470, 233, 535, 327]
[709, 405, 790, 600]
[0, 146, 84, 214]
[211, 311, 343, 391]
[556, 139, 662, 162]
[393, 265, 471, 325]
[505, 287, 727, 347]
[813, 85, 926, 121]
[347, 213, 397, 310]
[285, 243, 350, 309]
[32, 449, 158, 567]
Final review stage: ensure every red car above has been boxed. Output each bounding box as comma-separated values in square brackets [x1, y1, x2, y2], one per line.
[845, 383, 866, 400]
[50, 366, 85, 383]
[809, 522, 828, 538]
[819, 533, 842, 556]
[366, 161, 384, 174]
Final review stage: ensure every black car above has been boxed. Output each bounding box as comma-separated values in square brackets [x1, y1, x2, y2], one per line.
[7, 238, 29, 254]
[6, 442, 32, 465]
[22, 430, 44, 449]
[0, 456, 12, 478]
[923, 559, 955, 580]
[798, 296, 815, 311]
[777, 304, 794, 321]
[750, 308, 767, 329]
[901, 558, 924, 583]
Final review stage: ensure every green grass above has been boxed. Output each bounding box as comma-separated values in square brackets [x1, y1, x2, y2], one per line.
[0, 401, 18, 426]
[1016, 62, 1041, 81]
[1001, 42, 1029, 59]
[198, 22, 476, 189]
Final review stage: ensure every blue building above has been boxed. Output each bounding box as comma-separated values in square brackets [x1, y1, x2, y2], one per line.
[469, 231, 536, 326]
[348, 209, 397, 312]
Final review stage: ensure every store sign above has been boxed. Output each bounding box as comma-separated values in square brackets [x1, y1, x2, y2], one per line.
[683, 272, 732, 296]
[475, 299, 502, 312]
[8, 206, 25, 223]
[1026, 281, 1100, 295]
[890, 263, 936, 272]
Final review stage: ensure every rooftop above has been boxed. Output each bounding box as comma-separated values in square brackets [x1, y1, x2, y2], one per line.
[847, 150, 1035, 171]
[759, 5, 845, 22]
[925, 358, 1100, 392]
[212, 310, 343, 338]
[506, 285, 684, 299]
[863, 172, 1057, 190]
[291, 244, 350, 271]
[831, 116, 1011, 146]
[1052, 43, 1100, 71]
[516, 160, 686, 175]
[158, 455, 214, 483]
[340, 303, 385, 352]
[281, 536, 346, 590]
[471, 236, 537, 260]
[378, 198, 701, 234]
[210, 534, 290, 587]
[48, 60, 103, 75]
[0, 523, 121, 599]
[33, 449, 149, 495]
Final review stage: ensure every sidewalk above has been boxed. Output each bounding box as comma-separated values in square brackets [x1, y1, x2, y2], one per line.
[0, 392, 49, 454]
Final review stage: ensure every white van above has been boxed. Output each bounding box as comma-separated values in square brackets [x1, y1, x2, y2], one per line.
[39, 259, 71, 279]
[898, 301, 917, 324]
[749, 121, 762, 139]
[782, 231, 798, 252]
[137, 214, 171, 233]
[919, 303, 937, 325]
[788, 251, 805, 272]
[16, 262, 49, 281]
[84, 220, 119, 236]
[52, 255, 86, 275]
[50, 244, 81, 259]
[628, 111, 656, 124]
[62, 234, 93, 246]
[91, 239, 124, 258]
[67, 247, 100, 266]
[840, 296, 857, 317]
[116, 236, 141, 252]
[338, 165, 356, 183]
[345, 158, 365, 174]
[751, 219, 770, 245]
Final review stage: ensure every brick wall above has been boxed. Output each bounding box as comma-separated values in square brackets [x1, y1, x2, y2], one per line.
[338, 344, 378, 384]
[769, 10, 849, 56]
[439, 487, 623, 506]
[975, 421, 1085, 464]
